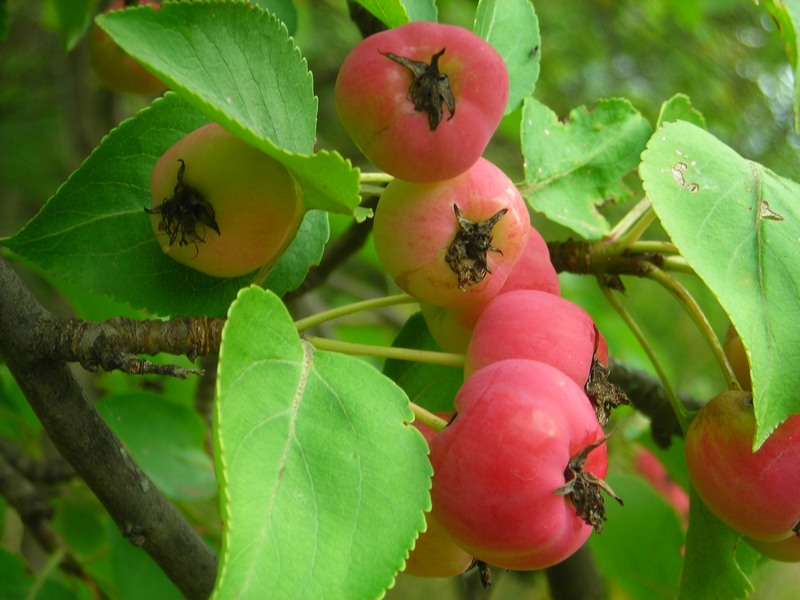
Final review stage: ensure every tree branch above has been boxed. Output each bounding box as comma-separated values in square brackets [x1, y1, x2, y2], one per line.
[35, 315, 224, 377]
[0, 255, 218, 600]
[608, 357, 702, 447]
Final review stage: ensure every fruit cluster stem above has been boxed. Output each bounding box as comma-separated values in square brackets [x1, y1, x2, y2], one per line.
[645, 267, 740, 392]
[600, 283, 690, 433]
[303, 336, 465, 368]
[294, 294, 417, 333]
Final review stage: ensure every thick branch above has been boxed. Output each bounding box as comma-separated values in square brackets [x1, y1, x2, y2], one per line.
[0, 255, 218, 600]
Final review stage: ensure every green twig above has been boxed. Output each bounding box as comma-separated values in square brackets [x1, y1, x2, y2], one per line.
[359, 183, 386, 197]
[607, 198, 656, 247]
[660, 256, 695, 274]
[303, 335, 465, 368]
[600, 283, 690, 433]
[627, 240, 680, 255]
[645, 266, 740, 391]
[294, 294, 417, 333]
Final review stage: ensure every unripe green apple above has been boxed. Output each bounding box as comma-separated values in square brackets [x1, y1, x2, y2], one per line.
[148, 123, 304, 278]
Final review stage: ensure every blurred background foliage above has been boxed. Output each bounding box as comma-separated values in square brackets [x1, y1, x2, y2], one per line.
[1, 0, 800, 598]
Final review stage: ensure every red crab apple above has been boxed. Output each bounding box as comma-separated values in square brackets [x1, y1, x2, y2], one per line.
[403, 417, 473, 578]
[684, 390, 800, 541]
[88, 1, 168, 95]
[148, 123, 304, 278]
[464, 289, 606, 386]
[429, 359, 614, 570]
[335, 21, 509, 182]
[373, 157, 529, 308]
[421, 224, 559, 353]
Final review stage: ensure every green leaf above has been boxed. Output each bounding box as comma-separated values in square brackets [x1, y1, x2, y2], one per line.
[248, 0, 298, 36]
[383, 312, 462, 414]
[2, 93, 328, 317]
[98, 1, 360, 215]
[97, 392, 217, 502]
[263, 209, 329, 296]
[640, 121, 800, 447]
[0, 545, 89, 600]
[656, 93, 706, 129]
[51, 0, 97, 51]
[349, 0, 437, 28]
[520, 98, 652, 239]
[213, 287, 430, 600]
[759, 0, 800, 131]
[473, 0, 540, 114]
[677, 488, 753, 600]
[589, 474, 684, 600]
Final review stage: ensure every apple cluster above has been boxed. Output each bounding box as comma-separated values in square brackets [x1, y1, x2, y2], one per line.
[336, 21, 627, 577]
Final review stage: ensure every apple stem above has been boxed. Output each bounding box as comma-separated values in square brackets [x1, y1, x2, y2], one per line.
[645, 266, 741, 392]
[359, 183, 386, 197]
[600, 282, 691, 433]
[409, 403, 449, 431]
[303, 335, 465, 368]
[359, 172, 394, 185]
[294, 293, 417, 333]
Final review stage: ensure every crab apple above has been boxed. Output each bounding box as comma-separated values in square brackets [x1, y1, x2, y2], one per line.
[421, 224, 559, 353]
[746, 535, 800, 562]
[684, 390, 800, 541]
[148, 123, 304, 278]
[404, 418, 473, 578]
[429, 359, 614, 570]
[373, 158, 529, 308]
[724, 324, 751, 391]
[335, 21, 509, 182]
[464, 289, 604, 386]
[88, 1, 168, 95]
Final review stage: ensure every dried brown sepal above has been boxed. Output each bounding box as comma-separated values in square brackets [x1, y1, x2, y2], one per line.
[145, 159, 220, 254]
[379, 48, 455, 130]
[585, 324, 629, 426]
[553, 437, 623, 534]
[793, 520, 800, 538]
[445, 204, 507, 291]
[467, 559, 492, 588]
[585, 359, 630, 427]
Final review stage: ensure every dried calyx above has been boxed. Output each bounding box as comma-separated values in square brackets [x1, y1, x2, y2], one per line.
[554, 438, 623, 533]
[145, 159, 220, 251]
[380, 48, 455, 130]
[445, 204, 506, 291]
